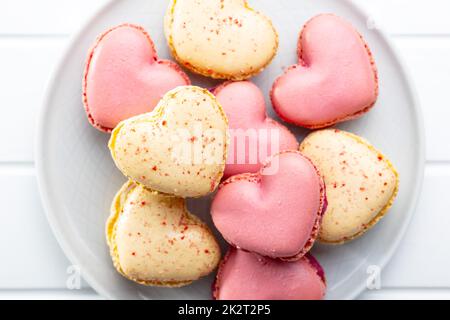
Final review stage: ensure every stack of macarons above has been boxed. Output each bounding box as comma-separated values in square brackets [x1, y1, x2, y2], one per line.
[82, 0, 399, 300]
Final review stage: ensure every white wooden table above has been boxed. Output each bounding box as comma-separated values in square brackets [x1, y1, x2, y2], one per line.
[1, 0, 449, 300]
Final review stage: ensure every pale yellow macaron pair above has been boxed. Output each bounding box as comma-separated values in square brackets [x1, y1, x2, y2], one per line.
[107, 86, 229, 286]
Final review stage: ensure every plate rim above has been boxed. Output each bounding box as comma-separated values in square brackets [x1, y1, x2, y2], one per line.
[35, 0, 426, 300]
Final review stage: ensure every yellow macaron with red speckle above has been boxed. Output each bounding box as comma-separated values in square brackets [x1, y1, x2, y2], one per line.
[108, 86, 229, 198]
[164, 0, 278, 80]
[300, 129, 399, 244]
[106, 180, 221, 287]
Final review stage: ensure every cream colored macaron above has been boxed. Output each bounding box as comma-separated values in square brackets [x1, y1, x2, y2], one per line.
[106, 180, 221, 287]
[109, 86, 229, 198]
[300, 129, 399, 244]
[164, 0, 278, 80]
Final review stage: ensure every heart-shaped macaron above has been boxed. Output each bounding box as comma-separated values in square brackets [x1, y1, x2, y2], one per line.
[213, 249, 326, 300]
[211, 151, 326, 260]
[300, 129, 399, 243]
[109, 86, 228, 198]
[83, 24, 190, 132]
[271, 14, 378, 129]
[106, 181, 221, 286]
[164, 0, 278, 80]
[213, 81, 298, 178]
[109, 86, 229, 198]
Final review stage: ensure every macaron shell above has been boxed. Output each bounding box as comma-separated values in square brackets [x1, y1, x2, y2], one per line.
[211, 151, 325, 260]
[213, 249, 326, 300]
[106, 181, 221, 286]
[83, 24, 190, 132]
[300, 129, 399, 243]
[271, 14, 378, 128]
[165, 0, 278, 80]
[109, 86, 229, 198]
[213, 81, 298, 178]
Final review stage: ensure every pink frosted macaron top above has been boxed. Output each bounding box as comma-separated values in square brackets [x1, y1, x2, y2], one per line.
[211, 151, 325, 260]
[213, 81, 298, 178]
[83, 24, 190, 132]
[271, 14, 378, 129]
[213, 249, 326, 300]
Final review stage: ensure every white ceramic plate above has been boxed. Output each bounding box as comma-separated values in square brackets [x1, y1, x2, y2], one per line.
[36, 0, 425, 300]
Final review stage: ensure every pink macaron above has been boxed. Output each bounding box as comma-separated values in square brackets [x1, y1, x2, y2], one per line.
[211, 151, 326, 261]
[271, 14, 378, 129]
[213, 81, 298, 178]
[213, 248, 326, 300]
[83, 24, 190, 132]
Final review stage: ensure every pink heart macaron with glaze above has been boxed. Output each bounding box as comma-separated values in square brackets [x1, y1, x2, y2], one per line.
[211, 151, 326, 261]
[271, 14, 378, 129]
[213, 248, 326, 300]
[83, 24, 190, 132]
[213, 81, 298, 178]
